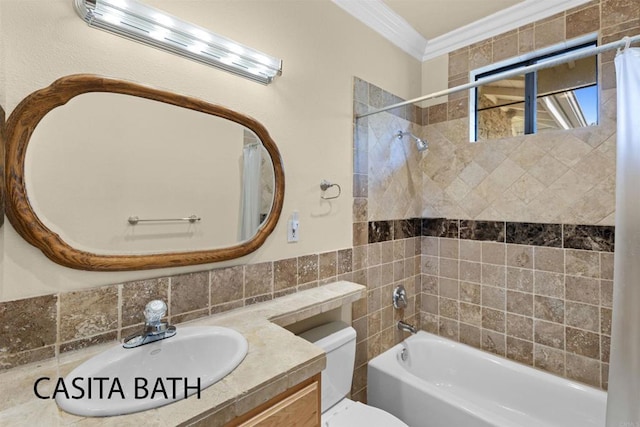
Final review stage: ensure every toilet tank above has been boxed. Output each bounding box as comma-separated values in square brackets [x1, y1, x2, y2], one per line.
[299, 321, 357, 413]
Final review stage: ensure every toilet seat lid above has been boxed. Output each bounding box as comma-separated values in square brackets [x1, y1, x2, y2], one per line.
[322, 399, 408, 427]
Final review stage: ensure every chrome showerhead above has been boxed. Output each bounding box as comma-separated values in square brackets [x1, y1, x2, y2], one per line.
[397, 130, 428, 152]
[414, 137, 428, 152]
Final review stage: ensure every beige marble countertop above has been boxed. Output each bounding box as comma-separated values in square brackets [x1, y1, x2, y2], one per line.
[0, 281, 365, 427]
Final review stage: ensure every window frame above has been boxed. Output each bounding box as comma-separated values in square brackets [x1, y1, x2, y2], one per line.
[469, 34, 599, 142]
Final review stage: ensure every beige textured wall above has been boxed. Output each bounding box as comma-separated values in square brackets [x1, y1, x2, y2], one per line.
[0, 0, 421, 300]
[420, 55, 449, 108]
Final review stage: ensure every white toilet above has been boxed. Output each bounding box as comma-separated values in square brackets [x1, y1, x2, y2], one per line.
[299, 321, 408, 427]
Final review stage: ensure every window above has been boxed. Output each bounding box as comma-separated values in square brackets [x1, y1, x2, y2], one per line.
[472, 40, 598, 141]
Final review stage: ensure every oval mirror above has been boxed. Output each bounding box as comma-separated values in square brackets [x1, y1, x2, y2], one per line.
[5, 75, 284, 271]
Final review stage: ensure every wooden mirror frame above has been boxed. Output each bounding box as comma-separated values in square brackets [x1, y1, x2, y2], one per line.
[1, 105, 5, 228]
[5, 74, 285, 271]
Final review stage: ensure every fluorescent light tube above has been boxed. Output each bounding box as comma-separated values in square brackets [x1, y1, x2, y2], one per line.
[74, 0, 283, 84]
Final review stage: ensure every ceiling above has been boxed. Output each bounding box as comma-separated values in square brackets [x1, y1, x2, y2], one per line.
[383, 0, 523, 40]
[332, 0, 592, 61]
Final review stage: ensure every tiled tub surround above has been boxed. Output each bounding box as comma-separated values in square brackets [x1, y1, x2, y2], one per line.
[351, 0, 634, 398]
[418, 0, 639, 225]
[355, 78, 618, 227]
[351, 84, 617, 400]
[419, 87, 617, 224]
[350, 78, 424, 404]
[352, 80, 617, 398]
[420, 218, 613, 390]
[0, 249, 354, 371]
[0, 281, 366, 426]
[350, 217, 613, 392]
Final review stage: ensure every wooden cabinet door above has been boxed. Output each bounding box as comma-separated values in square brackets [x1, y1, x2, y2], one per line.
[238, 380, 320, 427]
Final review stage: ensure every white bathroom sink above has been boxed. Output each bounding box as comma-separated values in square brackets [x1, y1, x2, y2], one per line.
[56, 326, 248, 417]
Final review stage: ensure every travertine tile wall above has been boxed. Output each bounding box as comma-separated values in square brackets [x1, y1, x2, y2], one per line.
[410, 0, 633, 391]
[349, 225, 421, 401]
[418, 0, 639, 225]
[428, 0, 637, 126]
[419, 104, 617, 224]
[0, 249, 354, 370]
[351, 79, 423, 401]
[420, 219, 613, 389]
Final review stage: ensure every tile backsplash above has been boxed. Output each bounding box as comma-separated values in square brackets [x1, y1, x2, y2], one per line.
[0, 249, 354, 371]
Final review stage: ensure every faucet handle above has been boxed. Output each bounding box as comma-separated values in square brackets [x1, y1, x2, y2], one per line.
[392, 285, 408, 309]
[144, 300, 167, 324]
[123, 299, 175, 348]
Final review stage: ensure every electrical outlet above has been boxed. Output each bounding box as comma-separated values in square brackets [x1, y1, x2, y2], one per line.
[287, 211, 299, 243]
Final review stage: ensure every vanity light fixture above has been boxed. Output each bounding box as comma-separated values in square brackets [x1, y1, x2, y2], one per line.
[73, 0, 283, 84]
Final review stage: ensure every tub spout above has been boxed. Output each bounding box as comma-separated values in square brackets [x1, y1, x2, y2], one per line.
[397, 320, 417, 334]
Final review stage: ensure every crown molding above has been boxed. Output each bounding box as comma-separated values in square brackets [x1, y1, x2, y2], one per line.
[332, 0, 592, 62]
[332, 0, 427, 61]
[421, 0, 592, 60]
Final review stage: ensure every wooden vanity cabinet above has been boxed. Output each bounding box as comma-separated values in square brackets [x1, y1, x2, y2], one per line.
[228, 374, 321, 427]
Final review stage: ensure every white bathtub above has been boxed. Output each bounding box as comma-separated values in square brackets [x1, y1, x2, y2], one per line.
[367, 331, 606, 427]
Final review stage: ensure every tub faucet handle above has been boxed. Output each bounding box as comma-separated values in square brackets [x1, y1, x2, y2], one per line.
[393, 285, 408, 309]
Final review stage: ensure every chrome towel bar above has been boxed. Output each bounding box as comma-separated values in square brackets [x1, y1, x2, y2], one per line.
[128, 215, 201, 225]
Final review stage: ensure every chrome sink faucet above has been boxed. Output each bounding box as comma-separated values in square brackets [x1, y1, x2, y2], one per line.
[123, 300, 176, 348]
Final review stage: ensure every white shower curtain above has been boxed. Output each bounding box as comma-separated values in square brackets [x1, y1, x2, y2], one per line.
[239, 143, 262, 241]
[606, 47, 640, 426]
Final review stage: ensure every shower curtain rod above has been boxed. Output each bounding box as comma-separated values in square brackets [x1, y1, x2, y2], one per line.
[356, 33, 640, 119]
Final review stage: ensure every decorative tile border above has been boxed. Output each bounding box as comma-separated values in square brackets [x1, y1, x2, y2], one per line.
[361, 217, 616, 252]
[460, 220, 505, 242]
[421, 218, 459, 238]
[420, 218, 615, 252]
[506, 222, 563, 247]
[564, 224, 615, 252]
[368, 219, 421, 243]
